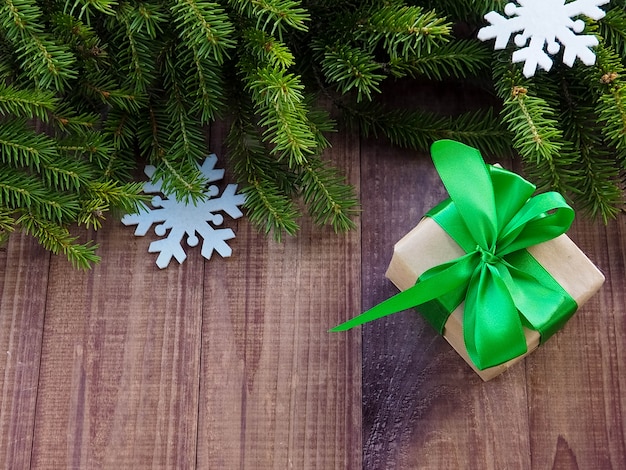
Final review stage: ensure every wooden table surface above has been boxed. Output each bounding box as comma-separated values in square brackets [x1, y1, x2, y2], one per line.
[1, 84, 625, 469]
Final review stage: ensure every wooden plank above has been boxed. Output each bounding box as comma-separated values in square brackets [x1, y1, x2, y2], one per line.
[0, 233, 50, 469]
[360, 137, 532, 469]
[197, 120, 362, 468]
[30, 217, 204, 467]
[527, 217, 626, 469]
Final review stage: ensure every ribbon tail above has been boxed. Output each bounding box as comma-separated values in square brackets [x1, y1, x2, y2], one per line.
[464, 264, 528, 369]
[331, 253, 477, 332]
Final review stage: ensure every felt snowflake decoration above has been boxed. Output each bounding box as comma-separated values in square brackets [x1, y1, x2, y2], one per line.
[477, 0, 610, 77]
[122, 154, 245, 268]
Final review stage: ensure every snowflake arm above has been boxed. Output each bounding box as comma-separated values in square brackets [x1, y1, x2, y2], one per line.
[563, 0, 610, 20]
[477, 11, 526, 49]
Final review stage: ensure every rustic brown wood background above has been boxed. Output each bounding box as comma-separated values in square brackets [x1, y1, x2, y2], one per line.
[1, 83, 625, 469]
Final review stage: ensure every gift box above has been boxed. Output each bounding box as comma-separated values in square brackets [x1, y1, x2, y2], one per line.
[333, 140, 605, 381]
[386, 216, 605, 380]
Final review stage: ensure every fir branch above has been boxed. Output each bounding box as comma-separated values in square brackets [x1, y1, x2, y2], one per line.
[345, 100, 512, 157]
[64, 0, 118, 22]
[227, 118, 300, 240]
[51, 11, 109, 68]
[0, 165, 80, 223]
[320, 43, 385, 102]
[171, 0, 236, 64]
[598, 7, 626, 57]
[298, 156, 358, 232]
[136, 103, 207, 202]
[0, 119, 58, 169]
[1, 0, 77, 89]
[80, 76, 147, 113]
[387, 40, 491, 80]
[109, 2, 160, 93]
[163, 45, 208, 165]
[494, 62, 566, 191]
[0, 83, 57, 121]
[40, 156, 94, 192]
[246, 65, 318, 165]
[0, 207, 15, 245]
[242, 28, 295, 69]
[555, 67, 623, 221]
[184, 43, 226, 123]
[229, 0, 310, 38]
[78, 180, 146, 229]
[358, 4, 451, 58]
[56, 131, 114, 166]
[592, 44, 626, 153]
[17, 211, 100, 269]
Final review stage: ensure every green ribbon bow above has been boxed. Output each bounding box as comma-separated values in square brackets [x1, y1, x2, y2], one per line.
[332, 140, 578, 370]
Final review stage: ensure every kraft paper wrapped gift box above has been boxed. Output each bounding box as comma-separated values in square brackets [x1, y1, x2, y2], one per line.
[333, 139, 606, 381]
[385, 216, 605, 381]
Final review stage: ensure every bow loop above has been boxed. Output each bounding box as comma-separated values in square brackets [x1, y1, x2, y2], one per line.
[431, 141, 498, 251]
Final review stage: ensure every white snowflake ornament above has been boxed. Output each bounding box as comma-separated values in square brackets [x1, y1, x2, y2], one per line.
[122, 154, 245, 268]
[478, 0, 610, 77]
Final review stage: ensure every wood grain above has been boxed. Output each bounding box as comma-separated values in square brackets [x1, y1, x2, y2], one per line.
[197, 119, 362, 469]
[526, 217, 626, 469]
[0, 233, 50, 469]
[30, 221, 204, 468]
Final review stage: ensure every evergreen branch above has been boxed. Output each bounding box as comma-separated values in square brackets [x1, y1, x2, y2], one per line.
[387, 40, 491, 80]
[64, 0, 118, 21]
[17, 212, 100, 269]
[242, 28, 295, 69]
[51, 11, 109, 68]
[136, 102, 207, 202]
[186, 44, 226, 123]
[0, 119, 58, 169]
[40, 156, 94, 192]
[227, 118, 300, 240]
[78, 180, 147, 229]
[80, 75, 148, 112]
[598, 7, 626, 57]
[556, 67, 623, 221]
[592, 45, 626, 152]
[171, 0, 236, 64]
[0, 207, 15, 245]
[243, 176, 301, 240]
[56, 131, 114, 165]
[130, 1, 167, 37]
[345, 101, 512, 157]
[358, 4, 451, 58]
[229, 0, 310, 37]
[102, 109, 141, 180]
[2, 0, 77, 89]
[52, 104, 99, 135]
[298, 156, 358, 232]
[0, 165, 80, 222]
[110, 2, 159, 92]
[246, 65, 318, 165]
[0, 83, 57, 121]
[321, 43, 385, 102]
[494, 62, 566, 191]
[304, 99, 335, 151]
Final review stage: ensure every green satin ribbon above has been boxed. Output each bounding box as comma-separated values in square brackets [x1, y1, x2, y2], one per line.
[332, 140, 578, 370]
